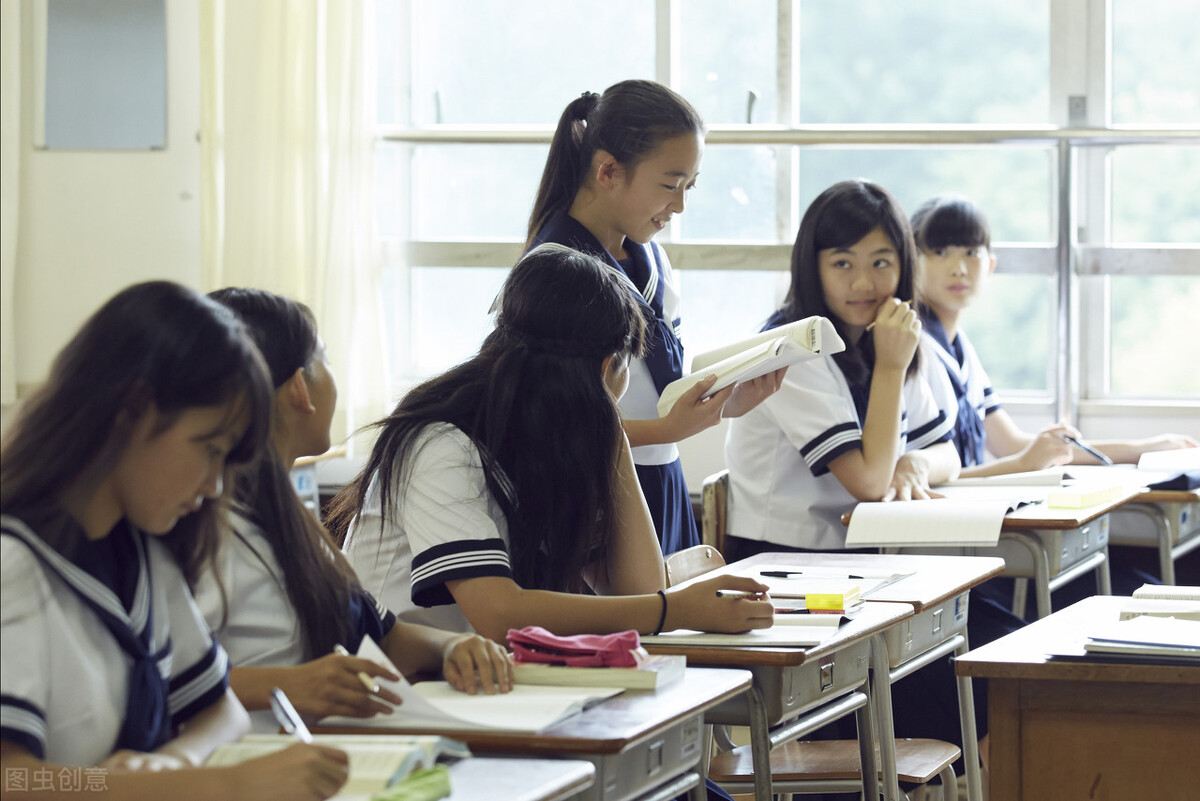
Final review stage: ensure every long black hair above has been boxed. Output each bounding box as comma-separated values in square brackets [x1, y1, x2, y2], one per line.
[776, 179, 919, 386]
[0, 281, 272, 583]
[526, 79, 705, 247]
[328, 244, 648, 593]
[208, 288, 360, 660]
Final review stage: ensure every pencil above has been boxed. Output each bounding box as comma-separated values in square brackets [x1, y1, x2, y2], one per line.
[333, 644, 380, 694]
[864, 300, 912, 331]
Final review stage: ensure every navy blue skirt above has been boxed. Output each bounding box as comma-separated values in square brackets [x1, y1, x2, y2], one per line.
[634, 459, 699, 555]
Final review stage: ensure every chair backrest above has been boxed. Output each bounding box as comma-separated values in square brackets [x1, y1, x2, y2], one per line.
[665, 544, 726, 586]
[700, 469, 730, 555]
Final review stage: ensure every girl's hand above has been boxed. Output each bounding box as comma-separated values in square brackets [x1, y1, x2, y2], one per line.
[661, 374, 736, 441]
[871, 298, 920, 371]
[1138, 433, 1199, 453]
[1017, 423, 1075, 471]
[282, 654, 402, 719]
[228, 743, 350, 801]
[442, 633, 515, 696]
[101, 750, 186, 772]
[722, 368, 788, 418]
[666, 575, 775, 633]
[881, 452, 940, 502]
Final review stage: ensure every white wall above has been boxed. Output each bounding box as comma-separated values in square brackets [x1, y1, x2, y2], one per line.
[4, 0, 200, 421]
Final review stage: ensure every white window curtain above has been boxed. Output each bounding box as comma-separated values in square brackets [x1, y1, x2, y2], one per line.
[1, 0, 20, 407]
[199, 0, 390, 447]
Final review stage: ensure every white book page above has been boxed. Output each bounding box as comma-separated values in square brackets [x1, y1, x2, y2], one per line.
[938, 468, 1068, 488]
[844, 499, 1010, 547]
[640, 622, 841, 648]
[1137, 449, 1200, 472]
[320, 636, 620, 733]
[749, 566, 912, 599]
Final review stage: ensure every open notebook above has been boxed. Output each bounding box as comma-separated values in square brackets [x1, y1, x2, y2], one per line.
[656, 316, 844, 417]
[844, 499, 1011, 547]
[640, 614, 845, 648]
[320, 636, 620, 734]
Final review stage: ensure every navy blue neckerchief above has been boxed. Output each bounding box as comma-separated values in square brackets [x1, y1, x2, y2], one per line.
[920, 305, 985, 466]
[531, 210, 685, 394]
[765, 309, 872, 423]
[0, 515, 172, 754]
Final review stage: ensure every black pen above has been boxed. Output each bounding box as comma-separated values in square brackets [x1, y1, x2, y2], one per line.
[1061, 434, 1114, 466]
[761, 570, 864, 580]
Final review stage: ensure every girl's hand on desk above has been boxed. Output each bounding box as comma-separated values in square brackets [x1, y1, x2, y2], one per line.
[662, 374, 735, 441]
[1018, 424, 1075, 471]
[722, 367, 787, 418]
[882, 452, 940, 502]
[443, 632, 515, 696]
[668, 575, 775, 633]
[284, 654, 402, 719]
[101, 750, 186, 773]
[227, 743, 350, 801]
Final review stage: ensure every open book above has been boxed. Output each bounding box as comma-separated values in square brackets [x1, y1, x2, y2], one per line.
[319, 636, 621, 734]
[656, 316, 845, 417]
[753, 565, 911, 600]
[206, 734, 468, 801]
[640, 614, 845, 648]
[844, 499, 1010, 548]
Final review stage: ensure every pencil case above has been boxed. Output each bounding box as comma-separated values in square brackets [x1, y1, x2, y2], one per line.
[507, 626, 644, 667]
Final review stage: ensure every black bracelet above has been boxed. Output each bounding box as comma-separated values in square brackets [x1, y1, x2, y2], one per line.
[652, 589, 668, 636]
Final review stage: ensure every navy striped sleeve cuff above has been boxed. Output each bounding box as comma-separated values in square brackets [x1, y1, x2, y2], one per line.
[168, 641, 230, 726]
[981, 386, 1001, 414]
[800, 423, 863, 477]
[411, 538, 512, 609]
[908, 410, 953, 450]
[1, 695, 46, 759]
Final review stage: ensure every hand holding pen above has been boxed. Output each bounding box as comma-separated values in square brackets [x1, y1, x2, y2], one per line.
[273, 647, 403, 720]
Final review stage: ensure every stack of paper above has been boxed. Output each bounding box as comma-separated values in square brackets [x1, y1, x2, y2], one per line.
[1082, 615, 1200, 660]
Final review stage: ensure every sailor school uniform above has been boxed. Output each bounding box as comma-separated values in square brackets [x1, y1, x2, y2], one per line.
[724, 313, 953, 551]
[529, 210, 698, 554]
[916, 305, 1000, 467]
[0, 513, 229, 766]
[193, 509, 396, 732]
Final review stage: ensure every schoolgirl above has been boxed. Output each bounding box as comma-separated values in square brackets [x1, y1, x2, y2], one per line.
[333, 244, 773, 641]
[194, 289, 512, 734]
[525, 79, 783, 554]
[724, 179, 960, 560]
[1, 282, 348, 800]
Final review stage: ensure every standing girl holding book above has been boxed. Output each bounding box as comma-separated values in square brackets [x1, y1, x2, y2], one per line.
[525, 79, 785, 554]
[724, 179, 960, 559]
[334, 244, 773, 641]
[194, 289, 513, 734]
[1, 282, 349, 801]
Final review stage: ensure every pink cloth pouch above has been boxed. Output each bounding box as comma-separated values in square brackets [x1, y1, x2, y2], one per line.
[506, 626, 644, 667]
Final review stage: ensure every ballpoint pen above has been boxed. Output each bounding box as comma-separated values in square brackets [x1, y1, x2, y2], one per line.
[760, 570, 865, 580]
[270, 687, 312, 743]
[333, 644, 380, 695]
[1061, 434, 1114, 466]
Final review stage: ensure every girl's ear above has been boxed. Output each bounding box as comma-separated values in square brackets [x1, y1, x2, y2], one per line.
[593, 150, 625, 189]
[987, 251, 998, 276]
[283, 367, 316, 414]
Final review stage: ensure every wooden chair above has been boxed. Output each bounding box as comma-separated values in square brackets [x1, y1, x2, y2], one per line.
[687, 471, 962, 800]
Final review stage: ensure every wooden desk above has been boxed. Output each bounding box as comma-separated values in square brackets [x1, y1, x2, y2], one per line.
[644, 599, 913, 801]
[318, 667, 751, 801]
[693, 552, 1004, 801]
[955, 596, 1200, 800]
[1109, 488, 1200, 584]
[445, 757, 595, 801]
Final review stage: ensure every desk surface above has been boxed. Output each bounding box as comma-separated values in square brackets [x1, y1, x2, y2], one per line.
[711, 552, 1005, 613]
[445, 757, 594, 801]
[317, 666, 751, 755]
[955, 595, 1200, 685]
[1000, 484, 1142, 529]
[643, 601, 911, 668]
[1131, 487, 1200, 504]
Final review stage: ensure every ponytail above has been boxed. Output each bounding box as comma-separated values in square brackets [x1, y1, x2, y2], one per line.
[526, 92, 600, 247]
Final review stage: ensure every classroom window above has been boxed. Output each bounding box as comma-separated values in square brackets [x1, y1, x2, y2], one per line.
[374, 0, 1199, 412]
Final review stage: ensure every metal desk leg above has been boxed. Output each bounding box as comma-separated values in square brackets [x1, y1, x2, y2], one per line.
[855, 655, 882, 801]
[955, 634, 982, 801]
[1004, 531, 1054, 619]
[1011, 577, 1028, 620]
[1096, 544, 1112, 595]
[746, 685, 773, 801]
[869, 634, 900, 801]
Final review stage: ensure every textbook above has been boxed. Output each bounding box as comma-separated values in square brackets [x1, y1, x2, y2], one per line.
[655, 315, 845, 417]
[938, 468, 1069, 488]
[755, 566, 911, 600]
[319, 636, 621, 734]
[640, 615, 845, 648]
[1132, 584, 1200, 602]
[1117, 598, 1200, 623]
[205, 734, 468, 801]
[512, 653, 686, 690]
[1081, 614, 1200, 660]
[843, 499, 1010, 547]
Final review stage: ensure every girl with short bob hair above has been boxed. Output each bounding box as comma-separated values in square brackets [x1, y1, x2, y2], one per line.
[197, 288, 511, 732]
[525, 79, 784, 555]
[724, 180, 960, 558]
[334, 244, 772, 642]
[1, 281, 350, 800]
